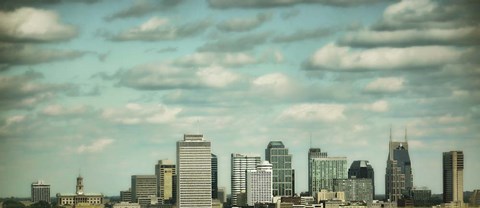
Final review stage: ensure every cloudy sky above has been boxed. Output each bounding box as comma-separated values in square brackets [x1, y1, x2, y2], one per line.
[1, 0, 479, 198]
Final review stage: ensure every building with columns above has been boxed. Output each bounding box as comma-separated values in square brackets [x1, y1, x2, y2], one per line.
[56, 175, 104, 206]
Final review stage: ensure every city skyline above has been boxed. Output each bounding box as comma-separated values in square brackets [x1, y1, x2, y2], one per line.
[1, 0, 479, 199]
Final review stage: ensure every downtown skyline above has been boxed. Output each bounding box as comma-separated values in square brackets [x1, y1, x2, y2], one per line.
[1, 0, 479, 198]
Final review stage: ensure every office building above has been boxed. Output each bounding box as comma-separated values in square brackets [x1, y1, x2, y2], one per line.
[443, 151, 464, 204]
[246, 161, 273, 206]
[131, 175, 158, 207]
[333, 178, 373, 203]
[231, 153, 261, 206]
[310, 157, 347, 193]
[409, 187, 431, 207]
[316, 189, 345, 203]
[385, 128, 413, 202]
[31, 180, 50, 203]
[212, 153, 218, 199]
[308, 148, 327, 196]
[176, 134, 212, 208]
[113, 202, 140, 208]
[348, 160, 375, 199]
[155, 160, 175, 202]
[265, 141, 295, 196]
[469, 189, 480, 207]
[56, 175, 103, 205]
[120, 189, 132, 202]
[217, 187, 226, 204]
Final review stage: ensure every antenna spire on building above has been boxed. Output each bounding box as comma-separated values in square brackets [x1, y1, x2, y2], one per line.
[389, 125, 392, 142]
[309, 132, 312, 149]
[405, 127, 408, 143]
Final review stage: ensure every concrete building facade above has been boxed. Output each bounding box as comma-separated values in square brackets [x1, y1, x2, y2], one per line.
[333, 179, 373, 203]
[443, 151, 464, 204]
[231, 153, 261, 206]
[247, 161, 273, 206]
[176, 134, 212, 208]
[155, 160, 175, 202]
[31, 180, 50, 203]
[131, 175, 158, 207]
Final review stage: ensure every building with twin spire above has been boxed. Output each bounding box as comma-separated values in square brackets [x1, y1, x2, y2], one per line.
[385, 128, 413, 202]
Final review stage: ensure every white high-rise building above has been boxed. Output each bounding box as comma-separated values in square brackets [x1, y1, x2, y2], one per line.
[231, 153, 261, 206]
[31, 180, 50, 203]
[176, 134, 212, 208]
[310, 157, 347, 193]
[246, 161, 273, 206]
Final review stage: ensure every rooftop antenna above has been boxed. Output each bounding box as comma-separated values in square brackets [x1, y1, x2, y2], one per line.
[405, 127, 408, 143]
[309, 132, 312, 149]
[389, 125, 392, 142]
[196, 119, 200, 134]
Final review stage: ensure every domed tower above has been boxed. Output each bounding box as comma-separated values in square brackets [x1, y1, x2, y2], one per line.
[76, 175, 84, 195]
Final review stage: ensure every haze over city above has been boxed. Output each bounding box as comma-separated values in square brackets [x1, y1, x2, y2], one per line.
[0, 0, 479, 199]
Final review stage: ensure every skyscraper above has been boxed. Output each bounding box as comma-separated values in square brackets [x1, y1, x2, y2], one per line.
[265, 141, 294, 196]
[31, 180, 50, 203]
[348, 160, 375, 199]
[308, 148, 327, 195]
[155, 160, 175, 202]
[443, 151, 464, 204]
[131, 175, 158, 207]
[211, 153, 218, 199]
[176, 134, 212, 208]
[310, 157, 347, 193]
[231, 153, 261, 206]
[246, 161, 273, 206]
[385, 128, 413, 202]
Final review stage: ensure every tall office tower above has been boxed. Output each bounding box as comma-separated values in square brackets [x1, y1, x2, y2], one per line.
[212, 153, 218, 199]
[120, 189, 132, 202]
[31, 180, 50, 203]
[231, 153, 261, 206]
[333, 178, 373, 203]
[265, 141, 294, 196]
[246, 161, 273, 206]
[131, 175, 158, 207]
[385, 128, 413, 202]
[348, 160, 375, 199]
[155, 160, 175, 202]
[310, 157, 347, 194]
[308, 148, 327, 196]
[443, 151, 464, 204]
[176, 134, 212, 208]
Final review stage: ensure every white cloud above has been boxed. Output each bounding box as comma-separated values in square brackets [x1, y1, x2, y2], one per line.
[339, 27, 480, 47]
[138, 17, 169, 31]
[365, 77, 404, 92]
[437, 115, 465, 124]
[0, 7, 76, 42]
[173, 52, 257, 67]
[77, 138, 114, 153]
[217, 12, 271, 32]
[280, 103, 345, 122]
[110, 17, 210, 41]
[197, 65, 239, 88]
[252, 73, 297, 96]
[41, 105, 90, 116]
[364, 100, 389, 112]
[102, 103, 182, 125]
[306, 43, 463, 70]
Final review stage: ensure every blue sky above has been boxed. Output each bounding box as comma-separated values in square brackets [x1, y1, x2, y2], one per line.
[0, 0, 479, 198]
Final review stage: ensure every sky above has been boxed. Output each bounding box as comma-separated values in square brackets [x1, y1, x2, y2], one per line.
[0, 0, 479, 198]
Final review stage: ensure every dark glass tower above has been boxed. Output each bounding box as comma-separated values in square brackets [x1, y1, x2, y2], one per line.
[348, 160, 375, 199]
[266, 141, 294, 196]
[385, 128, 413, 202]
[212, 153, 218, 199]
